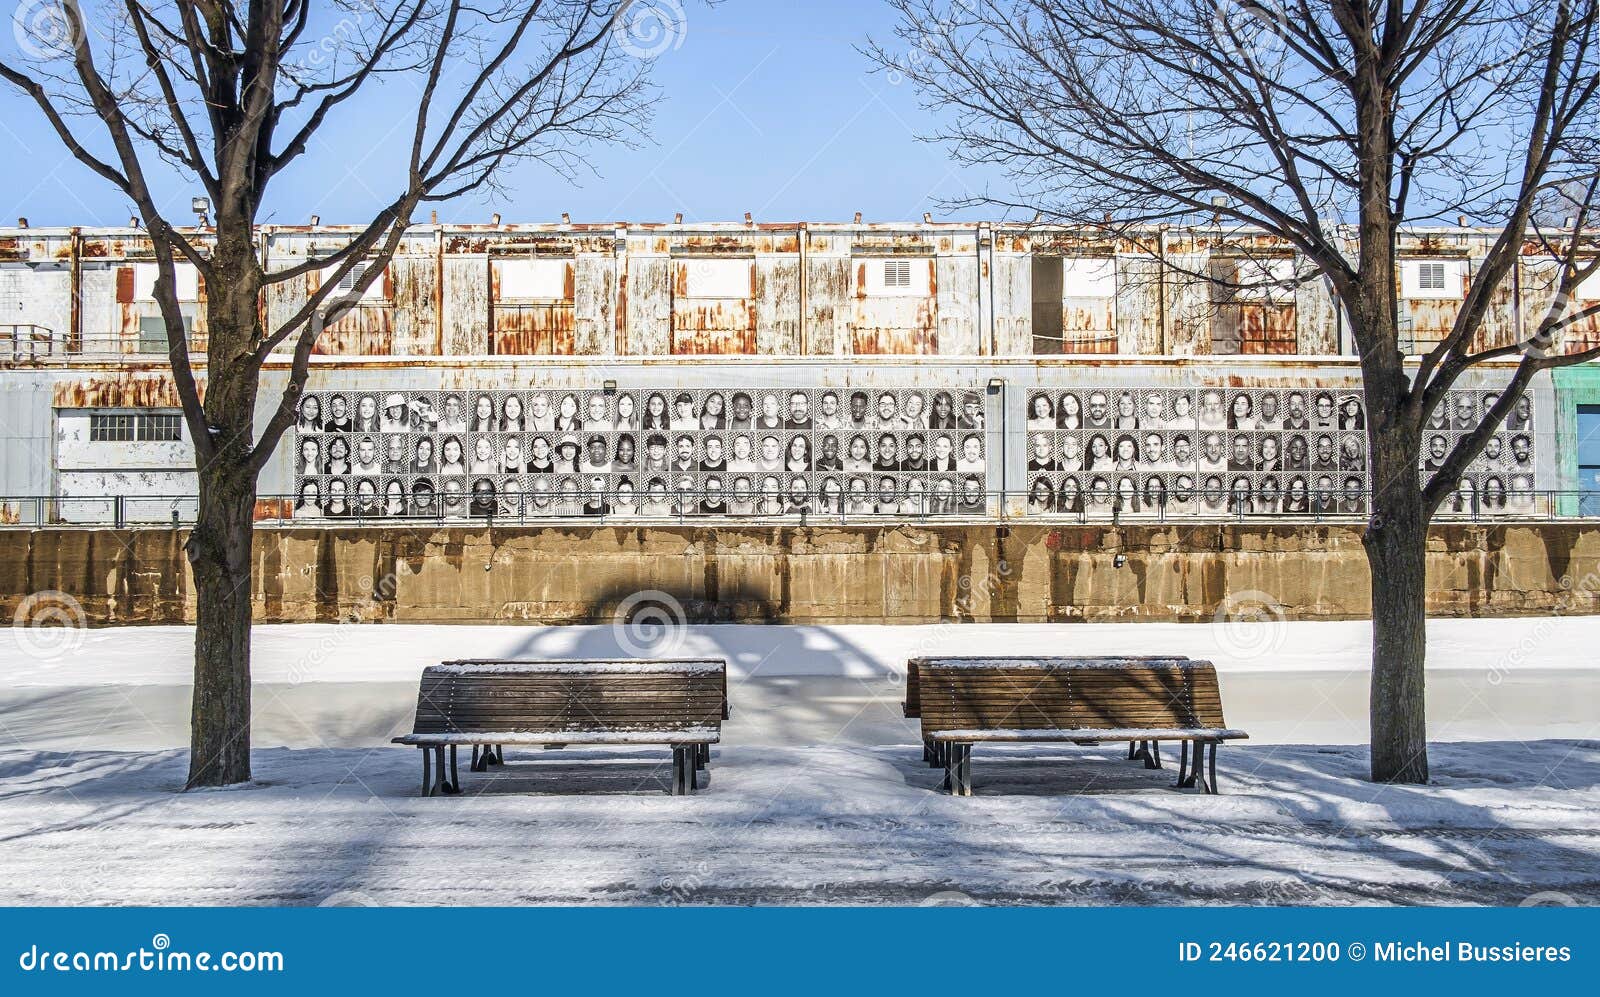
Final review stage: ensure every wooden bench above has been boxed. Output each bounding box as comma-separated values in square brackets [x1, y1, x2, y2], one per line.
[392, 658, 729, 796]
[905, 656, 1247, 795]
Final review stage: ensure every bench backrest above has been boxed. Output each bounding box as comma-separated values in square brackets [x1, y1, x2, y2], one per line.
[905, 655, 1191, 718]
[410, 659, 727, 736]
[911, 657, 1227, 735]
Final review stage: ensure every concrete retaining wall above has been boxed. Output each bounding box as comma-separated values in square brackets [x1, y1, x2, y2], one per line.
[5, 523, 1599, 626]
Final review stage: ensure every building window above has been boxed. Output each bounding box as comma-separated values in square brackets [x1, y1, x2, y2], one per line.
[1400, 258, 1466, 299]
[863, 257, 930, 297]
[89, 411, 182, 442]
[137, 315, 197, 353]
[89, 413, 136, 442]
[1580, 405, 1600, 517]
[138, 413, 183, 441]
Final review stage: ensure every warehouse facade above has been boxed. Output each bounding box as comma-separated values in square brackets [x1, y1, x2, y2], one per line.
[0, 219, 1586, 524]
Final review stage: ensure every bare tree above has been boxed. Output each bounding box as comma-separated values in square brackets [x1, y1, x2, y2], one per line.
[871, 0, 1600, 781]
[2, 0, 664, 787]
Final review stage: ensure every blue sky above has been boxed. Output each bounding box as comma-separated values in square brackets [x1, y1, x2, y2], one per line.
[0, 0, 996, 227]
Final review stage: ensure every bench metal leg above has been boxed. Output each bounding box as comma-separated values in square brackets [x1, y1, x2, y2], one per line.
[1143, 740, 1162, 770]
[1176, 740, 1197, 788]
[943, 743, 972, 797]
[420, 746, 433, 797]
[1127, 740, 1140, 761]
[670, 746, 698, 796]
[696, 743, 709, 770]
[1180, 741, 1219, 794]
[429, 746, 459, 796]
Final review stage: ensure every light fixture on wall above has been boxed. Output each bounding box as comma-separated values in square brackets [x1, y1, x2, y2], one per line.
[16, 217, 27, 228]
[986, 377, 1004, 394]
[490, 213, 501, 226]
[1113, 553, 1127, 569]
[602, 379, 617, 396]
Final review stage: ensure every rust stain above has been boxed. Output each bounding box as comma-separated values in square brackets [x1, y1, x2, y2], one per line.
[52, 374, 203, 408]
[254, 498, 293, 521]
[671, 300, 755, 355]
[493, 303, 575, 355]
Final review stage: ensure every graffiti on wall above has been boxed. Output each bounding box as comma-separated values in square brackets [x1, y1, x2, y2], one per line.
[1022, 385, 1537, 517]
[290, 386, 991, 518]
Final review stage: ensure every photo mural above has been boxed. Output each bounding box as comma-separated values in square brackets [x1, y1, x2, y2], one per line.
[1022, 385, 1537, 518]
[289, 386, 991, 518]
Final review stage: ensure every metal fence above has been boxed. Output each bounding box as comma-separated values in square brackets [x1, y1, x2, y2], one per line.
[2, 489, 1594, 528]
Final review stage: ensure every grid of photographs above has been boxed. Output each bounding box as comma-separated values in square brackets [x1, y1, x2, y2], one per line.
[1022, 386, 1537, 518]
[289, 387, 992, 518]
[1423, 389, 1538, 516]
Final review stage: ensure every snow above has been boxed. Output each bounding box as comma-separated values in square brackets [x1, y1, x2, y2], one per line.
[925, 728, 1248, 740]
[393, 729, 721, 745]
[0, 617, 1597, 904]
[431, 659, 724, 675]
[911, 655, 1201, 668]
[7, 615, 1600, 687]
[0, 740, 1596, 905]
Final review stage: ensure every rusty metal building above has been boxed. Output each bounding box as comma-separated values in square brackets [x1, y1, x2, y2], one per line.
[0, 219, 1584, 523]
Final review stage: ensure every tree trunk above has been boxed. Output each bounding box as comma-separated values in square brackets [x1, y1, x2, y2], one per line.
[1363, 432, 1430, 784]
[184, 229, 263, 789]
[186, 456, 256, 788]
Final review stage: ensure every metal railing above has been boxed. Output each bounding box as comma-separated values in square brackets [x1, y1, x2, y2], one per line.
[0, 324, 55, 361]
[1, 489, 1593, 528]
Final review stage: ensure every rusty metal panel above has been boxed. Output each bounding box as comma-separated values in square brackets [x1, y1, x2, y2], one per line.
[803, 255, 849, 355]
[442, 256, 489, 355]
[936, 253, 981, 355]
[389, 255, 438, 356]
[573, 255, 616, 355]
[1116, 256, 1162, 354]
[754, 255, 801, 354]
[492, 301, 574, 355]
[51, 373, 198, 408]
[263, 261, 309, 354]
[991, 252, 1031, 355]
[1295, 269, 1340, 354]
[1164, 254, 1211, 354]
[625, 255, 671, 355]
[1473, 256, 1518, 351]
[1060, 297, 1118, 354]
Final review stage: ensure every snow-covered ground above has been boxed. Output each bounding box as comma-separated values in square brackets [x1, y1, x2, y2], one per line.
[8, 616, 1600, 685]
[0, 618, 1596, 905]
